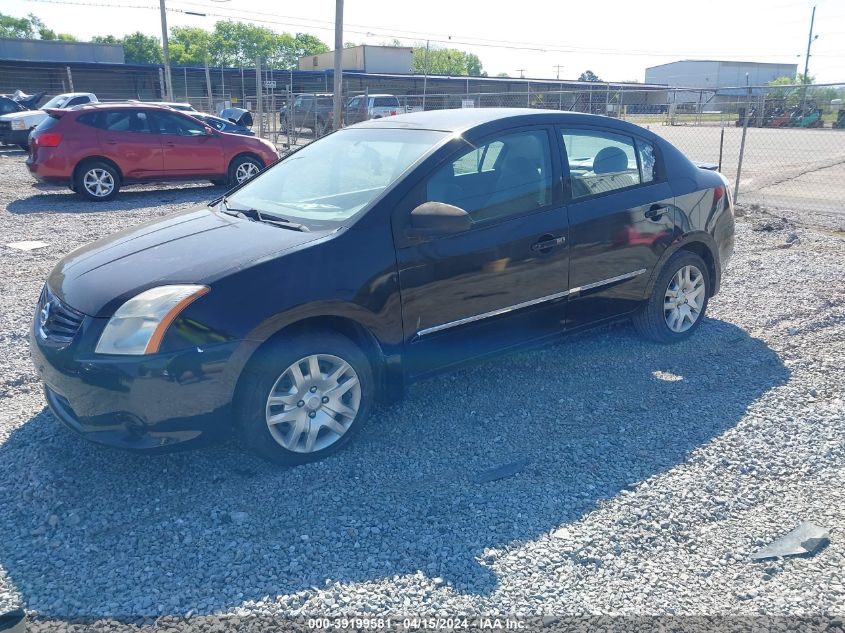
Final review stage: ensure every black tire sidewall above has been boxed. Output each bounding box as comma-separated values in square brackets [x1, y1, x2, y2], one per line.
[238, 332, 375, 465]
[74, 161, 120, 202]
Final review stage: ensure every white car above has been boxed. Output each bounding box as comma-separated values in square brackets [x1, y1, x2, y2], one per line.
[0, 92, 97, 150]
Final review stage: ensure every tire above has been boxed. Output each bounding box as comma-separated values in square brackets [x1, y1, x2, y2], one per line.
[633, 250, 710, 344]
[237, 331, 375, 465]
[227, 154, 263, 187]
[74, 160, 120, 202]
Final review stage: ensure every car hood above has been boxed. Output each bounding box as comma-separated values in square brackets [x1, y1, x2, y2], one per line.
[49, 206, 334, 317]
[0, 110, 40, 121]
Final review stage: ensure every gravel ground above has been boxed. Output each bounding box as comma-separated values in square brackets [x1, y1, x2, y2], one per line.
[1, 145, 844, 628]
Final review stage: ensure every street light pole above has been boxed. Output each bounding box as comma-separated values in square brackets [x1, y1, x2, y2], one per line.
[159, 0, 173, 100]
[332, 0, 343, 130]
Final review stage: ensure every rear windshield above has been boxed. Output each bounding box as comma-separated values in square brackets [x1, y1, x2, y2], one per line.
[373, 97, 400, 107]
[33, 114, 61, 133]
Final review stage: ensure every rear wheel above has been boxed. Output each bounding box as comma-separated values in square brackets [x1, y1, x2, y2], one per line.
[633, 250, 710, 343]
[238, 331, 375, 465]
[227, 155, 263, 187]
[74, 161, 120, 202]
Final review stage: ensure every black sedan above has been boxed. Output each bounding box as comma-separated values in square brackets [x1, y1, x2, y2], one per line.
[31, 108, 734, 464]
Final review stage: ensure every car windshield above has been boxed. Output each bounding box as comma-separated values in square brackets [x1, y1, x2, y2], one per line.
[41, 95, 73, 109]
[224, 128, 447, 225]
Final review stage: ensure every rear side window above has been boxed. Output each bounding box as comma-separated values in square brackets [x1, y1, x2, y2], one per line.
[66, 96, 91, 107]
[561, 129, 641, 199]
[637, 138, 657, 183]
[76, 112, 100, 128]
[101, 110, 152, 133]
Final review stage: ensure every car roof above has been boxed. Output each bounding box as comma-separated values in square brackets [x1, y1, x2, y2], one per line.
[352, 107, 656, 137]
[69, 102, 174, 111]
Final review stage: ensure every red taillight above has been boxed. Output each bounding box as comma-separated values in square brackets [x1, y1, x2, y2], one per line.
[35, 132, 62, 148]
[713, 185, 724, 204]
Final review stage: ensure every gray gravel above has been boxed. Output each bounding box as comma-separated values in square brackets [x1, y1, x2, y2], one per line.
[1, 145, 844, 626]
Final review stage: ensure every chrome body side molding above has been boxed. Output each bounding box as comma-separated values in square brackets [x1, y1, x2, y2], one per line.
[416, 268, 648, 337]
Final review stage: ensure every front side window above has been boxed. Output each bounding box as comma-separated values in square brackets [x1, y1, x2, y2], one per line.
[562, 129, 641, 199]
[225, 128, 446, 227]
[154, 111, 205, 136]
[426, 129, 553, 224]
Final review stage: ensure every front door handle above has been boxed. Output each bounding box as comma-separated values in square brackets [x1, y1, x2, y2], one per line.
[645, 204, 671, 220]
[531, 235, 566, 253]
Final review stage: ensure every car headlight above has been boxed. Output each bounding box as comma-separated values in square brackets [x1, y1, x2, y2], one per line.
[11, 120, 27, 130]
[95, 285, 209, 355]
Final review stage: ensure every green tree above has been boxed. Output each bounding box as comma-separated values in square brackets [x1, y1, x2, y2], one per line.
[292, 33, 329, 59]
[0, 12, 37, 38]
[91, 34, 120, 45]
[496, 72, 510, 78]
[121, 31, 163, 64]
[169, 26, 212, 65]
[412, 46, 483, 76]
[578, 70, 601, 82]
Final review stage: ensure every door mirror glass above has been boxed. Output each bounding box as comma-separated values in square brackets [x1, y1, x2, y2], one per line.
[409, 202, 472, 236]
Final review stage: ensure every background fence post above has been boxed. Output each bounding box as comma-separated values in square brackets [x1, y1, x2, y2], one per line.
[204, 61, 213, 111]
[65, 66, 74, 92]
[734, 81, 752, 202]
[255, 57, 264, 138]
[158, 68, 165, 99]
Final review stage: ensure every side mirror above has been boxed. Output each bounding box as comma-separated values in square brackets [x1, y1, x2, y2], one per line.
[408, 202, 472, 237]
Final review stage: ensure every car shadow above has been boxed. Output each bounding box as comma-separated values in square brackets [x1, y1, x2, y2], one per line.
[0, 318, 789, 618]
[6, 184, 225, 215]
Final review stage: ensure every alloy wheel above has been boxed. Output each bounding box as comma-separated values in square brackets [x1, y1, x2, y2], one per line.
[664, 264, 705, 333]
[83, 168, 115, 198]
[235, 162, 260, 183]
[265, 354, 361, 453]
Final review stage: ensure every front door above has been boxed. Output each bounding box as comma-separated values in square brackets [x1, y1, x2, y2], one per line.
[151, 110, 224, 176]
[559, 126, 677, 327]
[396, 127, 571, 377]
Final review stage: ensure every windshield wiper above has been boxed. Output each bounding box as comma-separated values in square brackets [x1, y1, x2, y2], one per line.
[220, 197, 309, 232]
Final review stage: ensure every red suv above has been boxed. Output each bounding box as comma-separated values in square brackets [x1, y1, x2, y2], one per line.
[26, 103, 279, 201]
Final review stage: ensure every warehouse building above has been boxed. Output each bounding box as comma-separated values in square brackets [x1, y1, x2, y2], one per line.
[298, 45, 414, 74]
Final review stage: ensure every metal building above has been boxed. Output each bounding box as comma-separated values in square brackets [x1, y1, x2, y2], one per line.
[0, 37, 124, 64]
[298, 45, 414, 74]
[645, 60, 797, 90]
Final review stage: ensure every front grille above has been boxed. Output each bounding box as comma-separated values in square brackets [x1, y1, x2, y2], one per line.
[37, 285, 85, 344]
[0, 121, 10, 131]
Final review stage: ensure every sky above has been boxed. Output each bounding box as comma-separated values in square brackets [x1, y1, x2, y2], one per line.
[3, 0, 844, 83]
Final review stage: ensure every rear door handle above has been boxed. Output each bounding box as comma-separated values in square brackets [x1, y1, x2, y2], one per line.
[531, 235, 566, 253]
[645, 204, 671, 220]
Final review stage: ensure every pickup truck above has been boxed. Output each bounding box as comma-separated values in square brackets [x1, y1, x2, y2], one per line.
[344, 94, 403, 125]
[0, 92, 97, 150]
[280, 94, 334, 137]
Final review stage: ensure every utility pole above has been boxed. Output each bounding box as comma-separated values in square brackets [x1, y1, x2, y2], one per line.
[553, 64, 564, 80]
[159, 0, 173, 100]
[516, 68, 526, 79]
[422, 39, 430, 111]
[801, 5, 817, 111]
[332, 0, 343, 130]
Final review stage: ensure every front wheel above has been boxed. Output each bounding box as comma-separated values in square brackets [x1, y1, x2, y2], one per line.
[227, 155, 263, 187]
[237, 332, 375, 465]
[633, 251, 710, 343]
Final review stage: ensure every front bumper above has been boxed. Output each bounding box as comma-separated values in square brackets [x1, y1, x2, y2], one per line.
[31, 315, 246, 452]
[0, 129, 29, 146]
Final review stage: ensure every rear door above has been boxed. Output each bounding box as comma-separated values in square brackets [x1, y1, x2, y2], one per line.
[92, 109, 163, 179]
[151, 110, 224, 176]
[395, 126, 571, 376]
[560, 126, 677, 327]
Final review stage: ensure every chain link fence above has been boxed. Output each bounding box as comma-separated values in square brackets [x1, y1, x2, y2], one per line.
[0, 59, 842, 214]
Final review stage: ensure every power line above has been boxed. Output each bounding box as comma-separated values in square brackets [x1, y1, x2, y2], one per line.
[21, 0, 844, 60]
